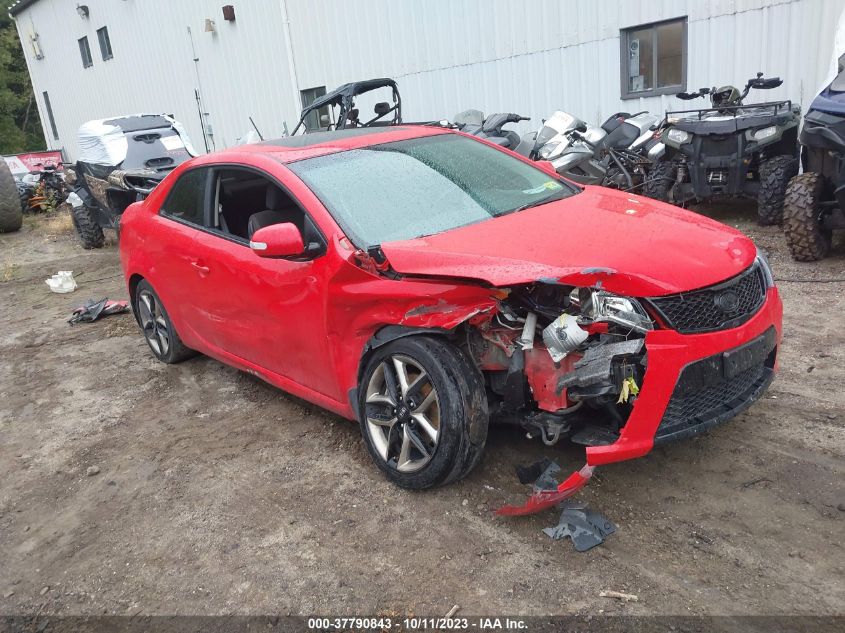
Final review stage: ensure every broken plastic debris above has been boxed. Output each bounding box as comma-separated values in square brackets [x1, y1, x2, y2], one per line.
[496, 463, 594, 516]
[45, 271, 77, 294]
[68, 298, 129, 325]
[543, 501, 616, 551]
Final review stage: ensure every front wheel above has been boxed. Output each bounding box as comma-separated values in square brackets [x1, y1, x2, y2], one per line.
[70, 203, 105, 249]
[782, 172, 832, 262]
[757, 155, 799, 225]
[643, 161, 676, 203]
[358, 336, 488, 489]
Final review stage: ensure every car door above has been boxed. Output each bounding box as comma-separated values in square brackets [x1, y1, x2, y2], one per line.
[146, 166, 217, 347]
[184, 165, 339, 400]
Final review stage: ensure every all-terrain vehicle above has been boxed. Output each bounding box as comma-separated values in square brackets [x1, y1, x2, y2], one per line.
[644, 73, 801, 225]
[292, 78, 402, 134]
[782, 57, 845, 261]
[66, 114, 196, 248]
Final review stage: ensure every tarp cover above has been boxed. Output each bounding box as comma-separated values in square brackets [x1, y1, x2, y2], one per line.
[77, 114, 197, 166]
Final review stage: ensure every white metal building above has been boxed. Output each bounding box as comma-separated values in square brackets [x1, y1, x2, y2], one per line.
[10, 0, 845, 160]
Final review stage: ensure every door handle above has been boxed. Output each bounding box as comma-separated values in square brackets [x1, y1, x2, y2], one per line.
[190, 261, 210, 275]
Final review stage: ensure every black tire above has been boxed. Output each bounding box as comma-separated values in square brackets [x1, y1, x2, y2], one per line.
[134, 280, 197, 363]
[358, 335, 488, 489]
[757, 154, 799, 226]
[643, 161, 676, 203]
[70, 202, 105, 249]
[0, 161, 23, 233]
[782, 172, 832, 262]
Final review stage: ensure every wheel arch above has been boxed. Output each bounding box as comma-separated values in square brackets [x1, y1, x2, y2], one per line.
[128, 273, 145, 324]
[349, 325, 451, 418]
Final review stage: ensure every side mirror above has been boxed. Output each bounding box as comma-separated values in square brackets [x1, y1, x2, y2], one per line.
[250, 222, 305, 258]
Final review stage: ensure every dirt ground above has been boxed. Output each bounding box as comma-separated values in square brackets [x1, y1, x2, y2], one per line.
[0, 205, 843, 618]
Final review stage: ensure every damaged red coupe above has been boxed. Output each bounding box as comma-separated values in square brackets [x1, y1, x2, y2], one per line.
[119, 126, 782, 499]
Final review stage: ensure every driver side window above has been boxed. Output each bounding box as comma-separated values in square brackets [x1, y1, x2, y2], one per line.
[210, 168, 325, 253]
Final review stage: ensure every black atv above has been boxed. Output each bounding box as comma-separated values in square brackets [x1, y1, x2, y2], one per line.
[65, 114, 196, 249]
[292, 78, 402, 134]
[645, 73, 801, 225]
[781, 58, 845, 261]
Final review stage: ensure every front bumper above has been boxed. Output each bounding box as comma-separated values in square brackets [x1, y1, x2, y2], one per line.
[585, 286, 782, 466]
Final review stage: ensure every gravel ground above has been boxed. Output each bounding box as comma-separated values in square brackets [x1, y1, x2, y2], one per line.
[0, 204, 843, 618]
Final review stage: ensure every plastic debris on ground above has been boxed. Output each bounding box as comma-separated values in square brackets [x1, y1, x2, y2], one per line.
[68, 298, 129, 325]
[496, 458, 594, 516]
[45, 271, 77, 293]
[543, 501, 617, 552]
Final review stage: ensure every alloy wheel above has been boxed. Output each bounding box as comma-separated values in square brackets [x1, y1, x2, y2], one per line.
[137, 290, 170, 357]
[364, 354, 441, 472]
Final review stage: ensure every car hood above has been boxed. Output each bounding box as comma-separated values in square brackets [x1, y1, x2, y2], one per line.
[379, 186, 757, 297]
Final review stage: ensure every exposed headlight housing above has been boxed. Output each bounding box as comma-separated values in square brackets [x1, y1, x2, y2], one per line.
[756, 247, 775, 288]
[574, 288, 654, 334]
[667, 128, 691, 144]
[750, 125, 778, 142]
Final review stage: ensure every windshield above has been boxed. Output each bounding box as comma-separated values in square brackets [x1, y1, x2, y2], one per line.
[288, 134, 577, 246]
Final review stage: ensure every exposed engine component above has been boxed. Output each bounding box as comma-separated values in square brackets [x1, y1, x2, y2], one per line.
[542, 312, 588, 361]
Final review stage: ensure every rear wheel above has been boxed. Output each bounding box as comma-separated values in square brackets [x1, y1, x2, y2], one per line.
[643, 161, 676, 203]
[134, 280, 196, 363]
[70, 202, 105, 249]
[757, 154, 799, 225]
[0, 161, 23, 233]
[782, 172, 832, 262]
[358, 336, 488, 489]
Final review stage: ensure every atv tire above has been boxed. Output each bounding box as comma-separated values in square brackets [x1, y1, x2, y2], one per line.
[643, 161, 676, 203]
[71, 202, 105, 249]
[782, 172, 832, 262]
[757, 154, 799, 226]
[0, 161, 23, 233]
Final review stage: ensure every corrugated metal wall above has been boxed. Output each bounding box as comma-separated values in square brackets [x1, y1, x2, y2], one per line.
[288, 0, 845, 137]
[13, 0, 845, 159]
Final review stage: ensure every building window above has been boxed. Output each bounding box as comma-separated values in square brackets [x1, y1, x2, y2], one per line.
[300, 86, 329, 131]
[78, 36, 93, 68]
[43, 91, 59, 140]
[96, 26, 113, 61]
[620, 17, 686, 99]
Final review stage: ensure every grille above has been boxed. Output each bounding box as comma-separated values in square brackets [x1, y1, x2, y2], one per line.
[655, 342, 775, 442]
[647, 263, 766, 333]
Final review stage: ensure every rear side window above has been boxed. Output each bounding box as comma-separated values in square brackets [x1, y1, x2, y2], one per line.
[160, 169, 207, 226]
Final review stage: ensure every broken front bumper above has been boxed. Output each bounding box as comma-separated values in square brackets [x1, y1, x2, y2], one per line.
[585, 286, 782, 467]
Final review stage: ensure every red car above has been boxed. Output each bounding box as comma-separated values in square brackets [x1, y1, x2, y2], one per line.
[120, 126, 782, 496]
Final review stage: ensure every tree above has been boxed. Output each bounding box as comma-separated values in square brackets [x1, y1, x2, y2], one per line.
[0, 12, 45, 154]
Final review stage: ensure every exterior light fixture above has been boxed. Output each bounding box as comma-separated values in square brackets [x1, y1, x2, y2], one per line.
[76, 4, 89, 18]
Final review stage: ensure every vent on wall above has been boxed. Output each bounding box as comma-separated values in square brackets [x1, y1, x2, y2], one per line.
[222, 5, 235, 21]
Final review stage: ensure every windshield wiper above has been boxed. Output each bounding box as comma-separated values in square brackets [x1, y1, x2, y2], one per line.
[509, 190, 569, 214]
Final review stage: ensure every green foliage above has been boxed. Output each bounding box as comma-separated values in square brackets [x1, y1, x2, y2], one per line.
[0, 12, 45, 154]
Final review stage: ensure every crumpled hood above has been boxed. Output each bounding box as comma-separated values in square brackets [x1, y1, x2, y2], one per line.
[380, 186, 757, 297]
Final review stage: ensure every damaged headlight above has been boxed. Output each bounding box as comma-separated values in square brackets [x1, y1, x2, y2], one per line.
[576, 288, 654, 334]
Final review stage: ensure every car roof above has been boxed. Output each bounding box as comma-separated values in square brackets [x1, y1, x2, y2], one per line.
[222, 125, 451, 164]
